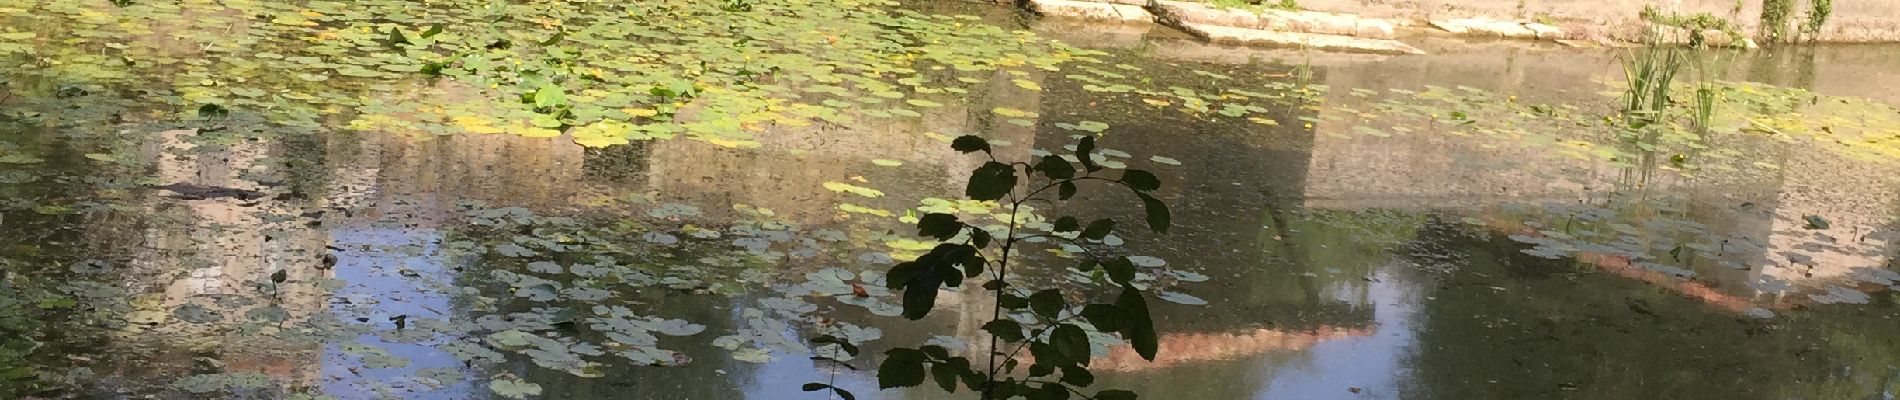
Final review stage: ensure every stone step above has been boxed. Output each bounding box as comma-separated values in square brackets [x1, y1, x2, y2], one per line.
[1175, 23, 1425, 55]
[1151, 0, 1398, 39]
[1027, 0, 1155, 24]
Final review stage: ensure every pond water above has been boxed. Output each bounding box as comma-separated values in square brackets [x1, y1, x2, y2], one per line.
[2, 1, 1899, 399]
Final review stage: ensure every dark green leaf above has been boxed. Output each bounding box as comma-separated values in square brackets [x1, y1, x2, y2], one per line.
[1076, 136, 1101, 172]
[1120, 170, 1160, 191]
[1051, 324, 1091, 364]
[886, 261, 925, 290]
[878, 350, 928, 389]
[952, 135, 991, 154]
[900, 272, 943, 320]
[802, 383, 856, 400]
[385, 27, 410, 46]
[966, 162, 1017, 201]
[1053, 216, 1080, 233]
[999, 293, 1028, 310]
[420, 23, 444, 38]
[1097, 390, 1137, 400]
[539, 30, 565, 46]
[931, 362, 961, 393]
[983, 320, 1025, 342]
[1029, 289, 1064, 317]
[971, 229, 993, 249]
[920, 345, 950, 360]
[271, 269, 288, 284]
[1103, 257, 1135, 284]
[1029, 341, 1069, 367]
[1136, 192, 1171, 234]
[1081, 219, 1114, 240]
[1031, 382, 1071, 400]
[1081, 304, 1127, 332]
[917, 213, 962, 240]
[1028, 362, 1055, 377]
[1059, 365, 1094, 386]
[812, 335, 860, 356]
[1804, 215, 1830, 230]
[1036, 155, 1075, 179]
[1115, 287, 1158, 361]
[1059, 181, 1077, 200]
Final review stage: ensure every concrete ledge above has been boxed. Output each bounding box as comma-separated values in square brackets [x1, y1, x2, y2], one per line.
[1176, 23, 1426, 54]
[1029, 0, 1155, 24]
[1151, 1, 1399, 39]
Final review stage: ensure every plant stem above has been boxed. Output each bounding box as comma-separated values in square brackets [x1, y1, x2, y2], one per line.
[982, 195, 1023, 400]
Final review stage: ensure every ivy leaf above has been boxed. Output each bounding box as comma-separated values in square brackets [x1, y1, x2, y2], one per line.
[1036, 155, 1075, 179]
[1119, 170, 1160, 191]
[1076, 136, 1101, 172]
[917, 213, 962, 240]
[1081, 219, 1114, 240]
[1058, 181, 1077, 200]
[1136, 192, 1171, 234]
[1051, 324, 1091, 364]
[1029, 289, 1064, 317]
[982, 319, 1025, 342]
[966, 162, 1017, 201]
[952, 135, 991, 154]
[878, 349, 928, 389]
[1115, 287, 1159, 361]
[1052, 216, 1080, 233]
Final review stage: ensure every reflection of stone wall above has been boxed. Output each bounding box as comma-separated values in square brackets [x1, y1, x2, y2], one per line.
[1301, 45, 1628, 210]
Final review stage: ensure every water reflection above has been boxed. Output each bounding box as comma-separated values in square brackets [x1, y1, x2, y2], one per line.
[3, 4, 1900, 399]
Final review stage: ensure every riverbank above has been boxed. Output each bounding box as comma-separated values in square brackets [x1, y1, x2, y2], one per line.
[1013, 0, 1900, 54]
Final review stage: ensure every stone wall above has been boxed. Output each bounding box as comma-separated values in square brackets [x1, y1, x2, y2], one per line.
[1242, 0, 1900, 42]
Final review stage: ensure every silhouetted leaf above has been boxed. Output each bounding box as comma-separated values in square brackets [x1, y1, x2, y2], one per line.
[931, 359, 965, 392]
[878, 349, 927, 388]
[802, 383, 857, 400]
[983, 320, 1025, 342]
[1029, 289, 1063, 317]
[1051, 324, 1090, 363]
[1081, 219, 1114, 240]
[1036, 155, 1074, 179]
[952, 135, 991, 154]
[1097, 390, 1138, 400]
[1058, 181, 1077, 200]
[917, 213, 961, 240]
[1081, 304, 1127, 332]
[1103, 257, 1135, 284]
[1053, 216, 1080, 233]
[1115, 287, 1158, 361]
[1120, 170, 1159, 191]
[966, 162, 1017, 201]
[1137, 192, 1170, 234]
[1076, 136, 1101, 172]
[1059, 365, 1094, 386]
